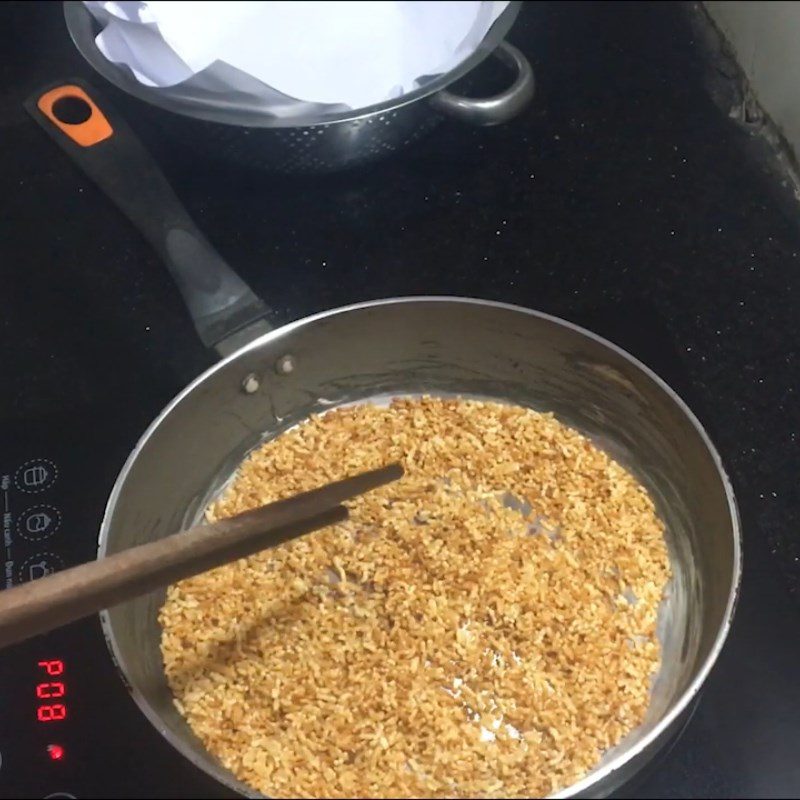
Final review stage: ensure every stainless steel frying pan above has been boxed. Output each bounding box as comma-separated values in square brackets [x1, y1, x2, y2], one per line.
[26, 81, 741, 799]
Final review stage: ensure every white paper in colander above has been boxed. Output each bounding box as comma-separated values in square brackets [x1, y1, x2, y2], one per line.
[84, 1, 510, 112]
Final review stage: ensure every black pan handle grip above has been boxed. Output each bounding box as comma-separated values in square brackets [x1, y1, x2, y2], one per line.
[24, 79, 271, 349]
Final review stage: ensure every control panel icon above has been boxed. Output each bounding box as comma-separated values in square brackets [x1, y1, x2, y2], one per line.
[17, 554, 63, 584]
[15, 459, 58, 493]
[29, 561, 54, 581]
[17, 506, 61, 541]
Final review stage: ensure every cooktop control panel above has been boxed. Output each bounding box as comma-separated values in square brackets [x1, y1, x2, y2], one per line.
[1, 438, 89, 799]
[0, 419, 232, 800]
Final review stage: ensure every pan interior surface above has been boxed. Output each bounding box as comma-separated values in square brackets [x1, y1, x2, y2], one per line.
[99, 299, 739, 798]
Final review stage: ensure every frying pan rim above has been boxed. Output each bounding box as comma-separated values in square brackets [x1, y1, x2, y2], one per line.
[97, 295, 742, 799]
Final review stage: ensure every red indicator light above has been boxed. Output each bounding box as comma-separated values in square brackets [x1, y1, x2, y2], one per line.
[38, 660, 64, 676]
[46, 744, 65, 761]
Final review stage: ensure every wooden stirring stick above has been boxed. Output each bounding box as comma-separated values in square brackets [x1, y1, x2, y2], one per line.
[0, 462, 403, 649]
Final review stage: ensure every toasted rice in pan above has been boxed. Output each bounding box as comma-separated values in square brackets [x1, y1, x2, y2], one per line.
[159, 397, 670, 798]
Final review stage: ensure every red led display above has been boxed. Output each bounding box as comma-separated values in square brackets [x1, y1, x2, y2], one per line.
[36, 660, 67, 724]
[36, 681, 65, 699]
[37, 704, 67, 722]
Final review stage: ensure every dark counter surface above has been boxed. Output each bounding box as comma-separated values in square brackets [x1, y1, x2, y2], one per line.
[1, 2, 799, 797]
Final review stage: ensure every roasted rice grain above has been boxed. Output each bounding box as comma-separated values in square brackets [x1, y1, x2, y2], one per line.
[159, 398, 670, 798]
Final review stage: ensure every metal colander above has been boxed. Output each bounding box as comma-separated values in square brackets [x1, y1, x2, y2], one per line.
[64, 1, 535, 172]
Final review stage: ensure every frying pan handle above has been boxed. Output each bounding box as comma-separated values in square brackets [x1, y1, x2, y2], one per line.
[24, 79, 271, 350]
[430, 42, 535, 126]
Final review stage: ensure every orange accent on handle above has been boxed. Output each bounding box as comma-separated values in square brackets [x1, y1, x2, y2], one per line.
[37, 85, 113, 147]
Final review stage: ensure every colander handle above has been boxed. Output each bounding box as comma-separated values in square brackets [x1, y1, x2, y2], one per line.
[430, 42, 535, 126]
[25, 78, 272, 354]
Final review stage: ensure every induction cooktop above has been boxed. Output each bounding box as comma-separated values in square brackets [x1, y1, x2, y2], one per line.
[3, 2, 800, 793]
